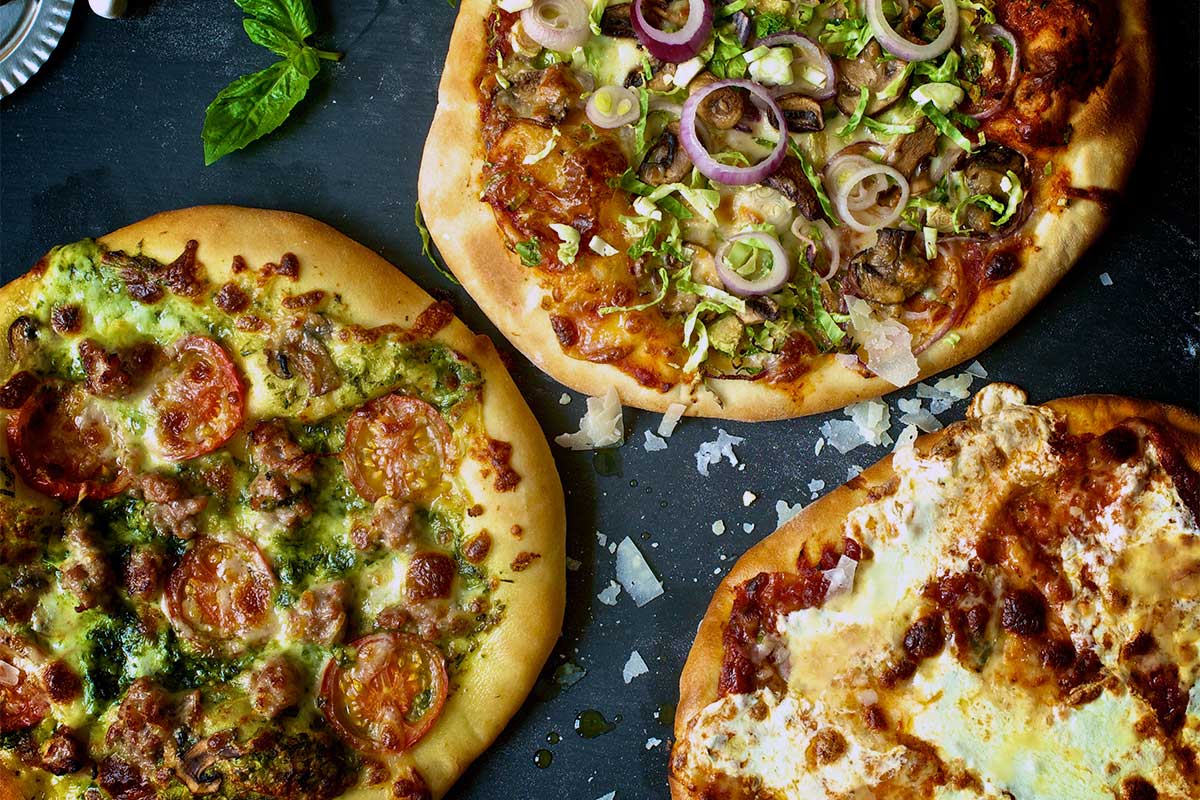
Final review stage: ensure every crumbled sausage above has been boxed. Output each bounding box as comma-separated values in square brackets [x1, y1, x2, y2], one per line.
[42, 660, 82, 704]
[287, 582, 347, 645]
[1000, 588, 1046, 636]
[41, 727, 86, 775]
[124, 548, 164, 600]
[61, 514, 111, 612]
[352, 497, 416, 551]
[139, 474, 207, 540]
[79, 339, 133, 398]
[407, 553, 455, 602]
[902, 613, 946, 661]
[248, 656, 302, 719]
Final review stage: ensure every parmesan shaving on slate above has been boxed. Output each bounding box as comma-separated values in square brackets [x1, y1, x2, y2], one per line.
[695, 429, 745, 476]
[615, 537, 663, 607]
[555, 386, 623, 450]
[658, 402, 687, 437]
[643, 430, 668, 451]
[622, 650, 649, 684]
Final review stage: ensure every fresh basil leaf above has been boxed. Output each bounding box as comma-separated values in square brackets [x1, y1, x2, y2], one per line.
[202, 58, 312, 166]
[235, 0, 316, 42]
[243, 18, 301, 58]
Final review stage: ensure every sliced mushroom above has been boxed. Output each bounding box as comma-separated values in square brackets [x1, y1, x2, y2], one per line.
[885, 119, 940, 178]
[763, 156, 823, 221]
[639, 121, 693, 186]
[689, 72, 746, 130]
[850, 228, 931, 304]
[265, 321, 342, 397]
[836, 42, 909, 117]
[7, 316, 39, 362]
[178, 734, 241, 795]
[599, 2, 635, 37]
[736, 295, 782, 326]
[776, 94, 825, 133]
[496, 65, 579, 126]
[957, 143, 1028, 233]
[661, 247, 720, 316]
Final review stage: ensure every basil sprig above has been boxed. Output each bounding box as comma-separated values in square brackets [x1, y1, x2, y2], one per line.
[202, 0, 341, 166]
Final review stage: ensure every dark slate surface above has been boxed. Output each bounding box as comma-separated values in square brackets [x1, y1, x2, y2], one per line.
[0, 2, 1197, 798]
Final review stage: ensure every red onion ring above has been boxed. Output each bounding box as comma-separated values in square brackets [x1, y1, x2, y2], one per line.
[680, 79, 788, 185]
[865, 0, 959, 62]
[792, 218, 842, 281]
[831, 163, 911, 233]
[967, 24, 1021, 120]
[912, 250, 968, 355]
[715, 232, 791, 296]
[586, 85, 643, 128]
[521, 0, 591, 52]
[756, 32, 837, 101]
[631, 0, 714, 63]
[731, 10, 753, 46]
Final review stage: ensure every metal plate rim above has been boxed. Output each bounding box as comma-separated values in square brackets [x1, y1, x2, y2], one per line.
[0, 0, 74, 100]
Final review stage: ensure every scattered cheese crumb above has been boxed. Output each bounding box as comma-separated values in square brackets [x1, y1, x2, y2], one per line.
[742, 522, 755, 533]
[711, 520, 726, 536]
[807, 479, 825, 496]
[814, 437, 825, 456]
[559, 393, 571, 405]
[695, 429, 745, 476]
[593, 793, 616, 800]
[566, 557, 582, 571]
[1099, 272, 1113, 286]
[555, 386, 623, 450]
[608, 542, 617, 554]
[645, 737, 663, 749]
[742, 490, 757, 507]
[597, 532, 607, 547]
[966, 360, 988, 379]
[597, 581, 621, 606]
[933, 373, 974, 400]
[847, 464, 863, 480]
[775, 500, 802, 527]
[893, 423, 919, 452]
[616, 537, 664, 607]
[820, 400, 892, 453]
[643, 431, 668, 452]
[658, 403, 687, 438]
[622, 650, 649, 684]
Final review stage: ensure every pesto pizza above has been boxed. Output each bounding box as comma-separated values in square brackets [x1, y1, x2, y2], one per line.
[0, 207, 566, 800]
[671, 383, 1200, 798]
[419, 0, 1151, 420]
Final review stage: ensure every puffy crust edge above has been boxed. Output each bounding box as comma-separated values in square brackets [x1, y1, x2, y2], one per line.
[419, 0, 1153, 421]
[0, 205, 566, 800]
[668, 391, 1200, 799]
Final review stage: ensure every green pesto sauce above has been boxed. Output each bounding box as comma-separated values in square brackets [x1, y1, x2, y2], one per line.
[0, 239, 498, 796]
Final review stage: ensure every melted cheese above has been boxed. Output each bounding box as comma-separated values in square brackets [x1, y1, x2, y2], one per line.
[678, 385, 1200, 798]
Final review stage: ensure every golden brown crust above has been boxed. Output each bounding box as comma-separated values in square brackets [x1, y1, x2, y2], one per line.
[0, 206, 567, 800]
[669, 391, 1200, 799]
[420, 0, 1153, 421]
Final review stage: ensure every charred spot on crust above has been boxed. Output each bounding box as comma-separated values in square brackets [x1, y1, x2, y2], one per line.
[902, 613, 946, 661]
[1000, 588, 1047, 637]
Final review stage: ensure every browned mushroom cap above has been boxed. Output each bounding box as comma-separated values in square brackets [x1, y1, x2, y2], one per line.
[776, 94, 825, 133]
[265, 319, 342, 397]
[957, 143, 1028, 233]
[599, 2, 636, 37]
[495, 65, 580, 126]
[885, 119, 940, 178]
[7, 316, 39, 362]
[850, 228, 931, 304]
[639, 121, 693, 185]
[689, 72, 746, 130]
[836, 42, 909, 117]
[763, 156, 823, 221]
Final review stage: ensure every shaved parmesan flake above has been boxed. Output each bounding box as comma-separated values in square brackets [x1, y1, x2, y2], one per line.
[742, 491, 757, 507]
[616, 537, 663, 607]
[712, 520, 726, 536]
[847, 464, 863, 480]
[646, 737, 663, 749]
[593, 793, 616, 800]
[658, 403, 687, 437]
[820, 400, 893, 454]
[814, 437, 825, 456]
[743, 522, 755, 533]
[807, 479, 825, 496]
[775, 500, 802, 527]
[597, 532, 607, 546]
[893, 423, 919, 451]
[822, 555, 858, 598]
[622, 650, 649, 683]
[555, 386, 623, 450]
[0, 660, 18, 686]
[933, 373, 974, 399]
[559, 393, 571, 405]
[695, 429, 745, 476]
[597, 580, 621, 606]
[643, 431, 668, 452]
[846, 298, 919, 387]
[966, 360, 988, 379]
[1099, 271, 1113, 286]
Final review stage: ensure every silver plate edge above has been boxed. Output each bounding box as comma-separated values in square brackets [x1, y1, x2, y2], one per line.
[0, 0, 76, 100]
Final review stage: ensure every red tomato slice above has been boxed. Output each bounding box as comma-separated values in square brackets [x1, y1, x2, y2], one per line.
[165, 536, 277, 647]
[150, 336, 245, 462]
[0, 634, 48, 734]
[320, 632, 448, 753]
[341, 395, 452, 504]
[5, 382, 129, 502]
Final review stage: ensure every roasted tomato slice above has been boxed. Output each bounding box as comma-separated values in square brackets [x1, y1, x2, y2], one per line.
[165, 536, 277, 648]
[320, 632, 448, 753]
[0, 633, 47, 733]
[5, 382, 128, 501]
[341, 395, 451, 504]
[150, 335, 245, 461]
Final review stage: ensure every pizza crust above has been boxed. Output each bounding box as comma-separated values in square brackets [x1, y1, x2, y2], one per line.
[420, 0, 1153, 421]
[0, 206, 567, 800]
[669, 390, 1200, 798]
